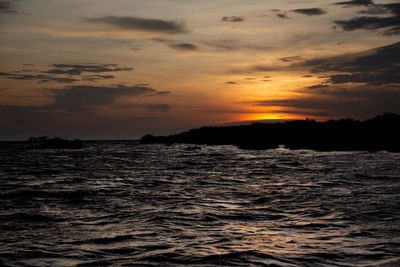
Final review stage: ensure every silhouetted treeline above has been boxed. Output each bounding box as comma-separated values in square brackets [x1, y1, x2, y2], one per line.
[27, 136, 83, 149]
[140, 113, 400, 152]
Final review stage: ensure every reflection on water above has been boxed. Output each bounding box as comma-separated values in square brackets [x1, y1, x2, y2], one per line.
[0, 141, 400, 266]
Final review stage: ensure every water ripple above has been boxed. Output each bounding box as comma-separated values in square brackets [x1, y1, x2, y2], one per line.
[0, 141, 399, 266]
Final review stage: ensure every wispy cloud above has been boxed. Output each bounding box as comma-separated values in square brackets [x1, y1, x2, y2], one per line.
[0, 63, 133, 84]
[222, 16, 244, 22]
[0, 1, 17, 15]
[292, 8, 327, 16]
[300, 41, 400, 85]
[169, 43, 198, 51]
[334, 3, 400, 35]
[44, 63, 133, 76]
[49, 84, 167, 113]
[86, 16, 187, 34]
[249, 88, 400, 118]
[152, 38, 199, 52]
[334, 0, 375, 7]
[0, 71, 79, 83]
[271, 9, 290, 19]
[307, 84, 329, 90]
[204, 39, 273, 52]
[280, 56, 302, 63]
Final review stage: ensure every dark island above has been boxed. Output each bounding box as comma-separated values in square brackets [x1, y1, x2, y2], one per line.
[140, 113, 400, 152]
[27, 136, 83, 149]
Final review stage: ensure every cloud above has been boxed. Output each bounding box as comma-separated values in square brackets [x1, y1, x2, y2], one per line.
[383, 26, 400, 36]
[334, 0, 375, 7]
[0, 1, 17, 14]
[144, 104, 170, 112]
[271, 9, 290, 19]
[222, 16, 244, 22]
[280, 56, 302, 62]
[0, 105, 56, 126]
[44, 63, 133, 76]
[277, 13, 289, 19]
[229, 63, 282, 74]
[307, 84, 329, 89]
[249, 88, 400, 118]
[204, 39, 273, 52]
[0, 63, 132, 84]
[253, 41, 400, 117]
[0, 71, 79, 83]
[86, 16, 187, 34]
[0, 104, 162, 140]
[118, 103, 171, 112]
[300, 41, 400, 85]
[169, 43, 198, 51]
[334, 16, 400, 32]
[82, 75, 115, 81]
[152, 38, 199, 52]
[292, 8, 327, 16]
[334, 3, 400, 35]
[49, 84, 166, 113]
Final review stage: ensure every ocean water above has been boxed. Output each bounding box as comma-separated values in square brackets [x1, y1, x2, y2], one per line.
[1, 141, 400, 266]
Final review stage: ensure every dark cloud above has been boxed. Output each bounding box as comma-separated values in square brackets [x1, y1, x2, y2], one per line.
[252, 65, 279, 72]
[86, 16, 187, 34]
[0, 63, 132, 84]
[334, 0, 375, 7]
[359, 5, 388, 15]
[82, 75, 115, 81]
[229, 64, 280, 74]
[307, 84, 329, 89]
[144, 104, 170, 112]
[292, 8, 327, 16]
[0, 1, 17, 14]
[300, 41, 400, 85]
[250, 88, 400, 118]
[49, 84, 166, 113]
[222, 16, 244, 22]
[277, 13, 289, 19]
[226, 81, 236, 84]
[280, 56, 302, 62]
[334, 3, 400, 35]
[0, 83, 170, 139]
[152, 38, 199, 52]
[0, 105, 56, 127]
[383, 26, 400, 36]
[169, 43, 198, 51]
[0, 104, 162, 140]
[204, 40, 273, 51]
[0, 71, 79, 83]
[271, 109, 331, 117]
[45, 64, 133, 76]
[334, 16, 400, 32]
[271, 9, 289, 19]
[119, 103, 170, 112]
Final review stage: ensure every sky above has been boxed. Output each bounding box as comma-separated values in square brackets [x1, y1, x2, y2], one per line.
[0, 0, 399, 140]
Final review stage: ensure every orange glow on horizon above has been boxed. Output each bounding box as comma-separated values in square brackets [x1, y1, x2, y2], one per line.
[237, 112, 303, 122]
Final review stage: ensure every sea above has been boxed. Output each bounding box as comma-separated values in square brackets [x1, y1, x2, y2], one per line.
[1, 141, 399, 266]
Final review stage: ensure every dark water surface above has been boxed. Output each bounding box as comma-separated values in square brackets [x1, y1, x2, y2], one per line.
[1, 141, 400, 266]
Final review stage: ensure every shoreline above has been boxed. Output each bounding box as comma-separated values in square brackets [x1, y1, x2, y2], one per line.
[140, 113, 400, 152]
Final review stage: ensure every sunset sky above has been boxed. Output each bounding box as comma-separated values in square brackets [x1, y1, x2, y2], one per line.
[0, 0, 399, 140]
